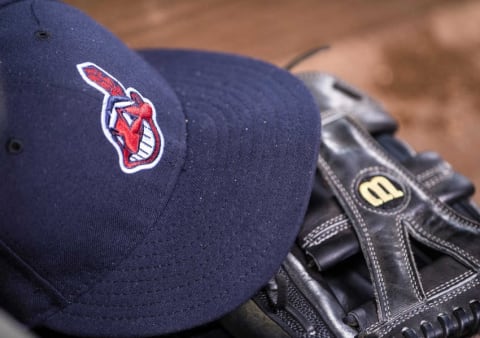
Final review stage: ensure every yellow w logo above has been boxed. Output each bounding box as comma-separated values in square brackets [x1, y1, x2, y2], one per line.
[359, 176, 404, 207]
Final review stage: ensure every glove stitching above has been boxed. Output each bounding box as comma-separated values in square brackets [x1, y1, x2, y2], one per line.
[372, 277, 480, 336]
[422, 169, 453, 189]
[398, 217, 425, 301]
[416, 163, 451, 181]
[302, 214, 347, 246]
[408, 217, 480, 268]
[318, 155, 391, 319]
[302, 217, 350, 248]
[437, 203, 480, 231]
[320, 109, 338, 122]
[304, 222, 350, 248]
[425, 270, 475, 298]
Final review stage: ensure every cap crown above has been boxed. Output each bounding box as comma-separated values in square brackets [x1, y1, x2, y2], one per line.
[0, 0, 186, 323]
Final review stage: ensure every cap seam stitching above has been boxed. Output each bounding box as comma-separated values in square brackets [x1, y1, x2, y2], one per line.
[5, 79, 109, 102]
[0, 238, 68, 325]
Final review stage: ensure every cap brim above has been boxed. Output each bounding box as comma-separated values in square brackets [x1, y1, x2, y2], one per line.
[43, 49, 321, 337]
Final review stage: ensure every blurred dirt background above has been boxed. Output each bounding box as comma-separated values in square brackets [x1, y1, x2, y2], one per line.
[65, 0, 480, 202]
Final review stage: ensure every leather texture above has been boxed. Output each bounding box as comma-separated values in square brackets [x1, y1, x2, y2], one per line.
[223, 72, 480, 338]
[303, 72, 480, 337]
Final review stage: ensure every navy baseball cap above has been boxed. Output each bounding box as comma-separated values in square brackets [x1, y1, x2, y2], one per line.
[0, 0, 321, 336]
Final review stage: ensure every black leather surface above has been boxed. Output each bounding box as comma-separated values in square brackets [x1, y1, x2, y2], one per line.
[297, 72, 480, 337]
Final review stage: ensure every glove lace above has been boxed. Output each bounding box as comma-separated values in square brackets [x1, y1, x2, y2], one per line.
[402, 300, 480, 338]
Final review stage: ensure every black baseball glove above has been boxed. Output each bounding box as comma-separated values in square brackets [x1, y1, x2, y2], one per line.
[222, 72, 480, 338]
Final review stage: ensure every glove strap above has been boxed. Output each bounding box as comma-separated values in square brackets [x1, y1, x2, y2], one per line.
[318, 110, 480, 337]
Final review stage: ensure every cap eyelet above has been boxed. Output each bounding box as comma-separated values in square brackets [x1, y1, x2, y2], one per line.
[34, 30, 51, 40]
[6, 138, 24, 155]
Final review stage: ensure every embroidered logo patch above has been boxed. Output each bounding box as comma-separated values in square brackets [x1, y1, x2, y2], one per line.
[77, 62, 164, 174]
[358, 175, 404, 207]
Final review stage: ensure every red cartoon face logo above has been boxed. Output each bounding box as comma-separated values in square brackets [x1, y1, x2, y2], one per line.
[77, 62, 164, 173]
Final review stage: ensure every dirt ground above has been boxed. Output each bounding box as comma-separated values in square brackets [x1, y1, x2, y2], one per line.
[66, 0, 480, 202]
